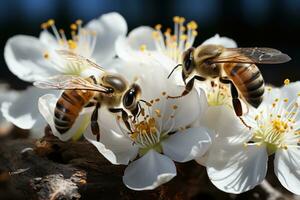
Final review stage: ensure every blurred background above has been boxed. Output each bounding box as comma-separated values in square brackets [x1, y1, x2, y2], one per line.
[1, 0, 300, 88]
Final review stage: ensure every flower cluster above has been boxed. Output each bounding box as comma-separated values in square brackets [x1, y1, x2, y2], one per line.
[1, 12, 299, 195]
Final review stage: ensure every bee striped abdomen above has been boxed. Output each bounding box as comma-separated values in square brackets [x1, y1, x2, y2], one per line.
[54, 90, 94, 134]
[225, 63, 265, 108]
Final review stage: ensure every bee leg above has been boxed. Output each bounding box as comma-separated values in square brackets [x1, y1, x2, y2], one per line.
[228, 81, 243, 116]
[167, 76, 206, 99]
[109, 108, 132, 133]
[220, 77, 251, 129]
[91, 102, 101, 141]
[182, 71, 187, 85]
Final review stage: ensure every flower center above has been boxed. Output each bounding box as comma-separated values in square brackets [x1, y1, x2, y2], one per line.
[41, 19, 97, 75]
[246, 80, 300, 154]
[206, 81, 231, 106]
[41, 19, 97, 56]
[115, 92, 180, 155]
[151, 16, 198, 63]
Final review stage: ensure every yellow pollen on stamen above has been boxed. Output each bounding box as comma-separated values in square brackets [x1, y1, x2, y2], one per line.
[47, 19, 55, 26]
[162, 91, 167, 96]
[155, 109, 161, 118]
[43, 52, 49, 59]
[70, 23, 77, 30]
[140, 44, 147, 52]
[155, 98, 160, 102]
[68, 39, 77, 49]
[75, 19, 82, 25]
[192, 30, 198, 36]
[155, 24, 162, 30]
[173, 16, 180, 23]
[187, 21, 198, 30]
[172, 105, 178, 110]
[272, 119, 288, 133]
[284, 98, 289, 103]
[40, 22, 48, 29]
[179, 17, 185, 23]
[284, 79, 290, 85]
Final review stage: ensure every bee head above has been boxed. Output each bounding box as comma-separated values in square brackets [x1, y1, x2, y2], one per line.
[123, 83, 141, 111]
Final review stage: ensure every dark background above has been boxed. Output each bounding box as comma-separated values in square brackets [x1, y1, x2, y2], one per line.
[1, 0, 300, 88]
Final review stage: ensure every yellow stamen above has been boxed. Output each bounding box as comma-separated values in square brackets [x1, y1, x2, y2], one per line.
[140, 44, 147, 52]
[155, 24, 162, 30]
[187, 21, 198, 30]
[76, 19, 82, 25]
[43, 52, 49, 59]
[284, 79, 290, 85]
[70, 23, 77, 30]
[68, 40, 77, 49]
[47, 19, 55, 26]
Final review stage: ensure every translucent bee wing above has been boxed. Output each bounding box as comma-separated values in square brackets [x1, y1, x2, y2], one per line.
[56, 50, 106, 72]
[209, 47, 291, 64]
[34, 75, 111, 93]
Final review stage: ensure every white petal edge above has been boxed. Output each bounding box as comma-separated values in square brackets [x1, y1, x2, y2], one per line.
[274, 148, 300, 195]
[1, 86, 48, 130]
[201, 34, 237, 48]
[123, 150, 176, 190]
[206, 144, 268, 194]
[4, 35, 57, 82]
[85, 12, 127, 65]
[162, 127, 211, 162]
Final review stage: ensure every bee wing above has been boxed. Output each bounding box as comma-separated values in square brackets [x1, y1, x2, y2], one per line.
[208, 47, 291, 64]
[34, 75, 110, 93]
[56, 50, 106, 72]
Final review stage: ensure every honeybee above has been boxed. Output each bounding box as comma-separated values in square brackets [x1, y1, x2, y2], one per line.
[34, 50, 144, 141]
[167, 45, 291, 117]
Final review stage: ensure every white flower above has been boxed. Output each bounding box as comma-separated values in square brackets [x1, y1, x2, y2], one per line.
[0, 85, 19, 135]
[199, 81, 300, 195]
[38, 57, 211, 190]
[2, 12, 127, 136]
[115, 16, 236, 75]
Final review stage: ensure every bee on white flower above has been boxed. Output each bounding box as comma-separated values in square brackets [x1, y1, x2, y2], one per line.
[2, 12, 127, 137]
[38, 55, 212, 190]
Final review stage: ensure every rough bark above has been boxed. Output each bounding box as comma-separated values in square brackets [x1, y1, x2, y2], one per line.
[0, 132, 296, 200]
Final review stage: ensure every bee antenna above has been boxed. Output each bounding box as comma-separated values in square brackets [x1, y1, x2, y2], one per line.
[167, 64, 182, 79]
[140, 99, 152, 107]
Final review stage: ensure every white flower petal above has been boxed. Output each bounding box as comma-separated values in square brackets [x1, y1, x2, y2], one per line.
[162, 127, 211, 162]
[206, 144, 268, 194]
[274, 148, 300, 195]
[39, 31, 59, 49]
[280, 81, 300, 101]
[115, 26, 156, 62]
[201, 105, 252, 143]
[201, 34, 237, 48]
[125, 26, 156, 51]
[84, 109, 138, 165]
[4, 35, 58, 82]
[123, 150, 176, 190]
[1, 86, 49, 130]
[38, 94, 91, 141]
[85, 12, 127, 65]
[163, 87, 204, 131]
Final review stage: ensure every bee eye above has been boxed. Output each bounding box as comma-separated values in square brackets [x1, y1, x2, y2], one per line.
[107, 87, 114, 94]
[123, 89, 136, 109]
[183, 52, 194, 73]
